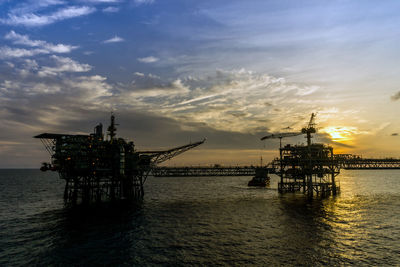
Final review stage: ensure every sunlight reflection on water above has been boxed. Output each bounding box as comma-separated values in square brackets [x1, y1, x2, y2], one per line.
[0, 169, 399, 265]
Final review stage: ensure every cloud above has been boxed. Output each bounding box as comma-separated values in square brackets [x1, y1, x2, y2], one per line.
[19, 59, 39, 76]
[109, 69, 334, 134]
[177, 94, 219, 106]
[0, 74, 110, 100]
[0, 32, 78, 59]
[0, 65, 368, 167]
[1, 6, 96, 27]
[391, 91, 400, 101]
[64, 75, 113, 99]
[38, 55, 92, 77]
[137, 56, 159, 63]
[6, 0, 66, 16]
[129, 78, 190, 97]
[133, 72, 145, 76]
[5, 31, 78, 53]
[0, 67, 336, 137]
[84, 0, 120, 2]
[295, 85, 319, 96]
[103, 35, 124, 43]
[130, 72, 166, 89]
[102, 6, 120, 13]
[0, 141, 22, 145]
[0, 79, 60, 97]
[0, 73, 114, 163]
[5, 62, 15, 68]
[331, 141, 355, 148]
[133, 0, 154, 5]
[0, 46, 48, 59]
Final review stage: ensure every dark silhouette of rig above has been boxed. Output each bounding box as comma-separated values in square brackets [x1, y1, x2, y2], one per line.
[35, 114, 204, 204]
[262, 113, 340, 197]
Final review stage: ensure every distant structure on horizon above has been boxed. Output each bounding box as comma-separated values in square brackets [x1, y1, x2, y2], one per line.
[35, 114, 205, 205]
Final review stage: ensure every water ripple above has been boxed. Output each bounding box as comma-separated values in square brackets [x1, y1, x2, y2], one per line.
[0, 170, 399, 265]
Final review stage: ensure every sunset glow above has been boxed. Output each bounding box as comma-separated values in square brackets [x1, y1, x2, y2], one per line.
[0, 1, 400, 167]
[323, 127, 357, 142]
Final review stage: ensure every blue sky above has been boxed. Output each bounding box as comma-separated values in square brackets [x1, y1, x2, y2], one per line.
[1, 0, 400, 167]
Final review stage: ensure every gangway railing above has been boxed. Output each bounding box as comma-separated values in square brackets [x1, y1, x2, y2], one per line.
[152, 157, 400, 177]
[339, 158, 400, 169]
[152, 166, 275, 177]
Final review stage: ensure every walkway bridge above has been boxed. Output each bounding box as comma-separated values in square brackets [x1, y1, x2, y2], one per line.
[152, 166, 275, 177]
[339, 158, 400, 169]
[152, 157, 400, 177]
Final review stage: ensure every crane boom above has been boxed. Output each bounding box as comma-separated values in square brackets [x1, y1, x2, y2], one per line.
[308, 113, 316, 128]
[260, 132, 302, 140]
[138, 138, 206, 165]
[302, 113, 317, 146]
[261, 113, 317, 147]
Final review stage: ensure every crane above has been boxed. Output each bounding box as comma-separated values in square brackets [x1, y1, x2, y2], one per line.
[261, 132, 302, 148]
[137, 138, 206, 165]
[301, 112, 316, 146]
[260, 113, 317, 148]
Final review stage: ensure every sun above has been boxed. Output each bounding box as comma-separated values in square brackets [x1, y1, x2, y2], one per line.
[323, 126, 355, 142]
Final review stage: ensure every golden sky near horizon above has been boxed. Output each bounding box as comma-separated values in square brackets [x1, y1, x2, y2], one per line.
[1, 1, 400, 167]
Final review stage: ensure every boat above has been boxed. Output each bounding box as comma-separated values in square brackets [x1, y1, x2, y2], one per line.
[248, 167, 270, 187]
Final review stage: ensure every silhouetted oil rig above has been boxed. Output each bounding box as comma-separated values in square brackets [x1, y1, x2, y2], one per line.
[35, 114, 204, 204]
[156, 114, 342, 197]
[261, 113, 339, 197]
[36, 113, 400, 201]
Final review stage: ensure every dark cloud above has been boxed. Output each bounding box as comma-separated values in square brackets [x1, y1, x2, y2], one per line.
[0, 92, 276, 167]
[226, 111, 247, 118]
[130, 73, 164, 89]
[391, 91, 400, 101]
[264, 102, 273, 107]
[316, 133, 356, 149]
[331, 141, 355, 148]
[0, 59, 328, 167]
[52, 109, 273, 150]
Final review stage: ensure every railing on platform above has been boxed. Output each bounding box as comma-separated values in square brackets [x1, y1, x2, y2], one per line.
[152, 166, 275, 177]
[334, 154, 400, 169]
[152, 157, 400, 177]
[340, 158, 400, 169]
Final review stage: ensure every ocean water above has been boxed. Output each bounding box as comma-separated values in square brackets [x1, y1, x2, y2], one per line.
[0, 169, 399, 266]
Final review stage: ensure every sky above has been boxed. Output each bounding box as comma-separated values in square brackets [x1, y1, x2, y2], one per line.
[1, 0, 400, 168]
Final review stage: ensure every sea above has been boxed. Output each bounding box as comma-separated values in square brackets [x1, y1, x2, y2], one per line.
[0, 169, 399, 266]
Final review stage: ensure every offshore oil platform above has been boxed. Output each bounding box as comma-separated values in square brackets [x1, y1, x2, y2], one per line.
[148, 113, 400, 197]
[152, 113, 340, 197]
[261, 113, 340, 197]
[35, 114, 204, 204]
